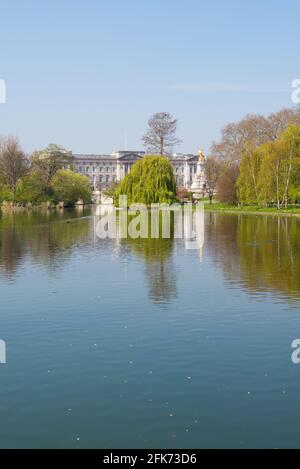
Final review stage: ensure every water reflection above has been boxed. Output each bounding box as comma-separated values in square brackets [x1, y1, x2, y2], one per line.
[1, 209, 300, 303]
[0, 208, 92, 278]
[125, 237, 177, 303]
[206, 212, 300, 302]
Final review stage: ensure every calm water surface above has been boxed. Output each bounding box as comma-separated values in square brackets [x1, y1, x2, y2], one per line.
[0, 207, 300, 448]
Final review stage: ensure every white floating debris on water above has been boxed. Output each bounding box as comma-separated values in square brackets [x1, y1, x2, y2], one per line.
[149, 370, 153, 374]
[169, 413, 174, 417]
[187, 376, 192, 380]
[247, 391, 251, 395]
[68, 408, 72, 412]
[93, 343, 98, 347]
[76, 437, 80, 441]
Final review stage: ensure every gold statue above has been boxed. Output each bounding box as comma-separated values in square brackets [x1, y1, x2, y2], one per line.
[198, 148, 205, 162]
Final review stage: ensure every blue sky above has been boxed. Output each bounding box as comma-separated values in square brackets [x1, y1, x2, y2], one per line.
[0, 0, 299, 154]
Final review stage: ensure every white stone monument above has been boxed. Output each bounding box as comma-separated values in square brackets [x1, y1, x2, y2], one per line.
[191, 149, 206, 198]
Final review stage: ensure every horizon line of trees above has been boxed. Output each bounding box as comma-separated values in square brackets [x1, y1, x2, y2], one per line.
[0, 138, 91, 206]
[1, 105, 300, 208]
[204, 106, 300, 207]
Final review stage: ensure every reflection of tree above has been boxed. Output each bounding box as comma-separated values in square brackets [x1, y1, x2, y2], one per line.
[0, 214, 22, 276]
[118, 210, 177, 303]
[128, 237, 177, 304]
[0, 208, 91, 279]
[207, 212, 300, 302]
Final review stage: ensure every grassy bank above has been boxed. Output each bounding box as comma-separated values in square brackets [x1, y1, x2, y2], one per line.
[204, 202, 300, 216]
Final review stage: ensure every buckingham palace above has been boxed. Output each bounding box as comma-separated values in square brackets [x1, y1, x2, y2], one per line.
[72, 150, 205, 191]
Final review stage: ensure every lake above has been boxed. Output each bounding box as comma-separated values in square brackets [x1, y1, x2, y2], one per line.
[0, 207, 300, 448]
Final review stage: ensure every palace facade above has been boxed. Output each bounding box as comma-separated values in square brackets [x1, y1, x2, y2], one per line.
[72, 150, 205, 192]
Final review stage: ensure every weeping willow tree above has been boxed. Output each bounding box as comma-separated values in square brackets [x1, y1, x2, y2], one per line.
[115, 155, 177, 205]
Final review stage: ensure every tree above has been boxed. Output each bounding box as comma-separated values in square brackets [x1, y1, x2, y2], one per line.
[0, 137, 29, 202]
[279, 125, 300, 208]
[210, 107, 300, 162]
[115, 155, 177, 205]
[51, 170, 91, 206]
[176, 187, 192, 202]
[237, 145, 262, 204]
[217, 162, 240, 204]
[210, 114, 271, 162]
[204, 156, 222, 204]
[268, 107, 300, 139]
[142, 112, 182, 155]
[16, 170, 48, 204]
[31, 144, 72, 191]
[102, 181, 119, 199]
[258, 125, 300, 209]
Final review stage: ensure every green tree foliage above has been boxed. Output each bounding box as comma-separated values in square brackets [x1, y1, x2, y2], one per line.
[238, 124, 300, 208]
[237, 145, 261, 204]
[51, 170, 91, 206]
[31, 144, 73, 190]
[16, 171, 48, 204]
[0, 183, 13, 203]
[115, 155, 177, 205]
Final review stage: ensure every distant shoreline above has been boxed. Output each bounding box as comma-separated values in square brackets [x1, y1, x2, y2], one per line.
[204, 205, 300, 217]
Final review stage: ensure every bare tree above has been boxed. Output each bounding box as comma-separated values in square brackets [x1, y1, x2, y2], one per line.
[210, 114, 271, 162]
[0, 137, 29, 202]
[268, 107, 300, 139]
[210, 106, 300, 162]
[204, 156, 222, 204]
[217, 162, 240, 204]
[142, 112, 182, 155]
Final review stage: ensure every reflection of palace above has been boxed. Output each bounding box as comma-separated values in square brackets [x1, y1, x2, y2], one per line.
[72, 149, 207, 192]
